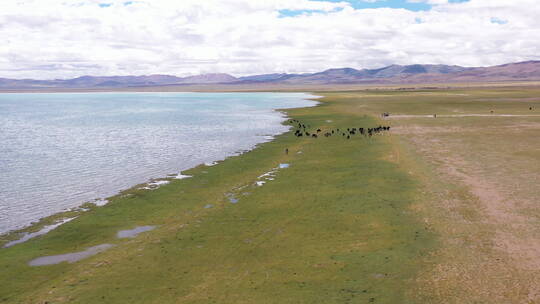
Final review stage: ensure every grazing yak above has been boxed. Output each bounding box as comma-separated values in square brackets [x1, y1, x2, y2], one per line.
[291, 119, 391, 142]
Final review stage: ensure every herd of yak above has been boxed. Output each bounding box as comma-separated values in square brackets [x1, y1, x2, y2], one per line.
[288, 119, 391, 140]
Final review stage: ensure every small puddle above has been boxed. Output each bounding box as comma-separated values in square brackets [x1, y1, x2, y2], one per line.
[225, 193, 239, 204]
[204, 204, 214, 209]
[28, 244, 114, 266]
[3, 218, 76, 248]
[279, 163, 290, 169]
[117, 226, 156, 239]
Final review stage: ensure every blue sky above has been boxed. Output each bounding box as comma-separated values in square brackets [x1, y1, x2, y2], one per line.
[280, 0, 471, 16]
[328, 0, 471, 10]
[314, 0, 432, 11]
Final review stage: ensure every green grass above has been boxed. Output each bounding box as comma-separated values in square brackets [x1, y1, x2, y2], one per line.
[4, 86, 539, 303]
[0, 94, 435, 303]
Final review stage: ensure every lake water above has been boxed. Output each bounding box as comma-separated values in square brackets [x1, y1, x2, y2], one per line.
[0, 92, 317, 234]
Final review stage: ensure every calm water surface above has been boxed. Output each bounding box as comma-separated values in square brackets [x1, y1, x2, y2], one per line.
[0, 92, 316, 233]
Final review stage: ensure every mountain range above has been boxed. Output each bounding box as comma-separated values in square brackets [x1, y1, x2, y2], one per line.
[2, 61, 540, 89]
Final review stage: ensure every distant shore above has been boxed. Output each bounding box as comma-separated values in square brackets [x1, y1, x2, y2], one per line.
[1, 80, 540, 94]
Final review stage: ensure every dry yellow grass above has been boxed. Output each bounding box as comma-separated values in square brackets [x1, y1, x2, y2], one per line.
[331, 87, 540, 303]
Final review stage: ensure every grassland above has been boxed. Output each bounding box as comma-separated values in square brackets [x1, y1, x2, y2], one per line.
[1, 86, 539, 303]
[0, 94, 435, 303]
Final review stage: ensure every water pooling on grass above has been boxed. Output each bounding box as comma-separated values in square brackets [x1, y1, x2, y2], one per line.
[26, 225, 156, 266]
[224, 190, 240, 204]
[3, 218, 76, 248]
[28, 244, 114, 266]
[223, 163, 291, 205]
[26, 226, 156, 265]
[0, 92, 317, 234]
[116, 226, 156, 238]
[255, 163, 290, 187]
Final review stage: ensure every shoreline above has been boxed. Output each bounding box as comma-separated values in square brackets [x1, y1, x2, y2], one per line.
[1, 86, 538, 303]
[0, 139, 272, 246]
[0, 91, 435, 303]
[0, 93, 320, 246]
[1, 80, 540, 94]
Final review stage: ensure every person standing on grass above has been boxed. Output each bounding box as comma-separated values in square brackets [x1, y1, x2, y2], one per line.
[285, 148, 289, 155]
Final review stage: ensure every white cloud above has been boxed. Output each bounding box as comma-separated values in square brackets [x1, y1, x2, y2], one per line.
[1, 0, 539, 79]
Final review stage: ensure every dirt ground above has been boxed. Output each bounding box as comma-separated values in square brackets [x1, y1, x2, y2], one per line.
[323, 87, 540, 303]
[384, 96, 540, 303]
[400, 127, 539, 303]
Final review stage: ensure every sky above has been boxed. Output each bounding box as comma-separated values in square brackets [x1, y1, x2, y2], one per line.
[1, 0, 539, 79]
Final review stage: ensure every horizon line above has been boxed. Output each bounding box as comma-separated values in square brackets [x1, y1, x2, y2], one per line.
[3, 59, 540, 81]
